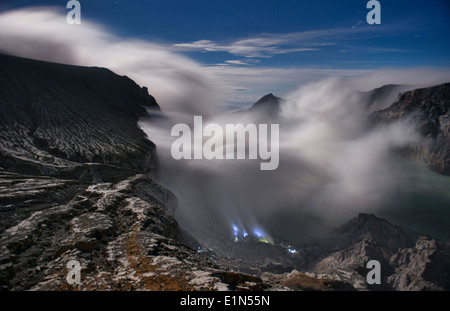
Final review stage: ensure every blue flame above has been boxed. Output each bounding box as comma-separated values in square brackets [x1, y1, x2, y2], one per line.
[232, 225, 239, 235]
[231, 224, 273, 244]
[252, 227, 274, 244]
[242, 230, 248, 239]
[232, 224, 239, 242]
[253, 228, 264, 238]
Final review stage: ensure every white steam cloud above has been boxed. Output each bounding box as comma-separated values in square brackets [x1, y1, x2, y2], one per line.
[0, 7, 216, 115]
[143, 71, 450, 249]
[142, 77, 423, 249]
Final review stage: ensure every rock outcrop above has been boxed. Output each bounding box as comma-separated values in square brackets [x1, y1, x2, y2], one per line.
[311, 214, 450, 291]
[0, 174, 276, 290]
[370, 82, 450, 175]
[355, 84, 413, 112]
[388, 236, 450, 291]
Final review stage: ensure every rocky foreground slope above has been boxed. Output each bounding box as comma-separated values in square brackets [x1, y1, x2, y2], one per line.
[0, 54, 449, 291]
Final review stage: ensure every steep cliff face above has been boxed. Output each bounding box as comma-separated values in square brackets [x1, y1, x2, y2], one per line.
[370, 83, 450, 175]
[0, 53, 159, 181]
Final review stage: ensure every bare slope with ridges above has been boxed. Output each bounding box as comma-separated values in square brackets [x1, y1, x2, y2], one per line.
[0, 53, 159, 181]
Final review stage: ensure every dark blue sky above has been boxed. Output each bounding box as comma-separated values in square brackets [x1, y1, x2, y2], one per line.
[1, 0, 449, 69]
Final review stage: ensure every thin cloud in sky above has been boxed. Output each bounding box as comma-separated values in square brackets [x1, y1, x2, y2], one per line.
[224, 60, 250, 66]
[173, 37, 319, 58]
[172, 27, 383, 58]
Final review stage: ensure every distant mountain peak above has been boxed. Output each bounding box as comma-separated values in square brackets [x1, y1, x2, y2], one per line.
[247, 93, 282, 117]
[252, 93, 280, 107]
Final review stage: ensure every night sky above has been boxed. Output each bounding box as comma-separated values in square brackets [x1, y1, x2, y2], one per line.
[0, 0, 449, 105]
[1, 0, 449, 69]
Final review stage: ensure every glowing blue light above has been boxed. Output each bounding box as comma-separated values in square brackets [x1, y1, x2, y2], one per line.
[287, 248, 297, 254]
[232, 225, 240, 242]
[232, 225, 239, 235]
[253, 228, 264, 238]
[242, 231, 248, 239]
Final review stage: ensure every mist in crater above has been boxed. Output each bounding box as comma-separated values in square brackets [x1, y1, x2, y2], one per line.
[141, 73, 450, 251]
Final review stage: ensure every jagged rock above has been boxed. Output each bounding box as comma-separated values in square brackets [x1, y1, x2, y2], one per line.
[355, 84, 413, 112]
[310, 214, 450, 291]
[313, 238, 394, 290]
[370, 82, 450, 175]
[388, 236, 450, 291]
[0, 170, 87, 234]
[261, 270, 355, 291]
[0, 174, 280, 291]
[310, 213, 412, 290]
[327, 213, 415, 253]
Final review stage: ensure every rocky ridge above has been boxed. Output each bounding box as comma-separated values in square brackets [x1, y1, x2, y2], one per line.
[370, 82, 450, 175]
[0, 53, 159, 181]
[310, 214, 450, 291]
[1, 173, 275, 290]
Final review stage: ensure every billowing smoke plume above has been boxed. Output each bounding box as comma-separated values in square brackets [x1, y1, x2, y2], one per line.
[2, 7, 450, 252]
[143, 70, 450, 249]
[141, 75, 434, 248]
